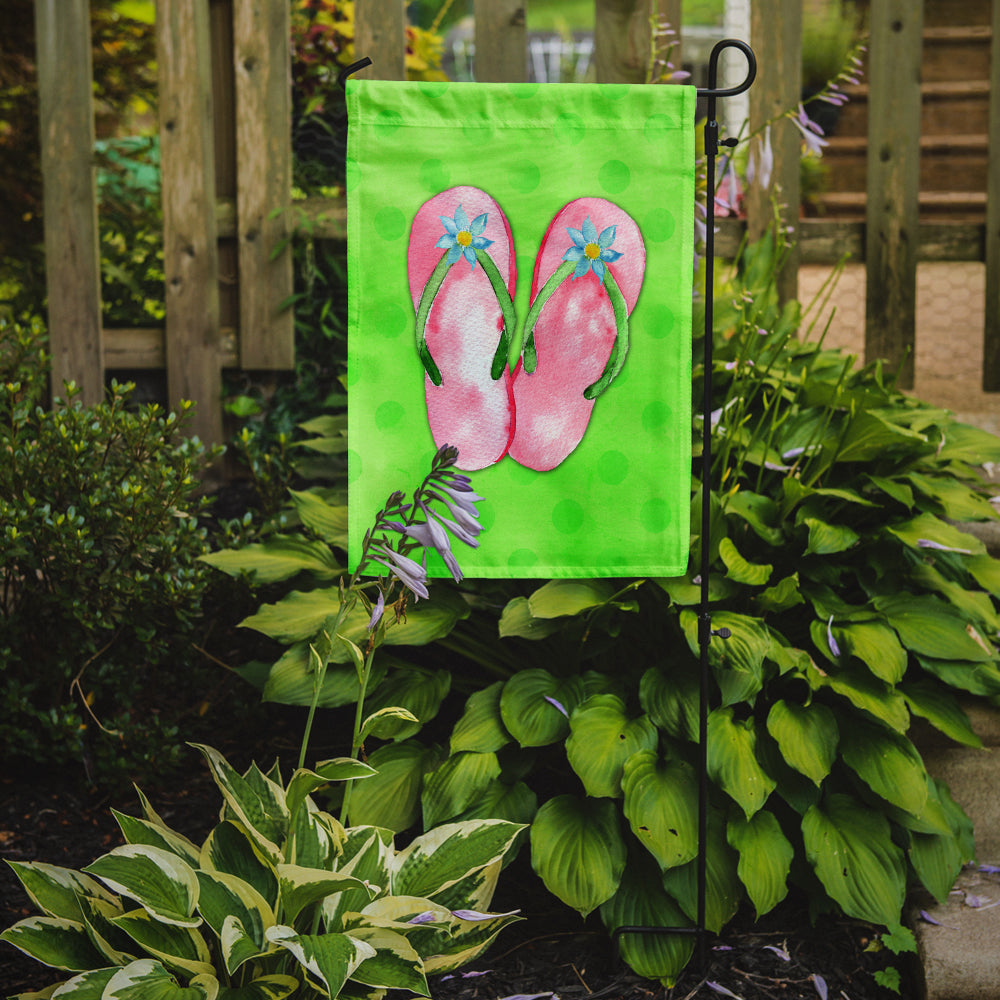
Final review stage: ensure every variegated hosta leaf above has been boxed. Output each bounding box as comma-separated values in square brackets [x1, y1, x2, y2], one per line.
[110, 908, 214, 979]
[0, 916, 107, 971]
[802, 793, 906, 926]
[706, 707, 776, 819]
[77, 894, 136, 966]
[102, 958, 218, 999]
[191, 746, 287, 863]
[83, 845, 200, 928]
[566, 695, 658, 799]
[276, 864, 375, 925]
[323, 829, 393, 931]
[727, 810, 793, 918]
[499, 669, 585, 747]
[214, 974, 300, 1000]
[838, 718, 929, 817]
[45, 966, 118, 997]
[450, 682, 511, 754]
[421, 859, 501, 916]
[421, 906, 523, 975]
[265, 925, 376, 998]
[4, 862, 118, 922]
[344, 926, 429, 995]
[621, 751, 699, 871]
[200, 822, 278, 910]
[288, 802, 343, 870]
[285, 760, 376, 823]
[638, 664, 699, 743]
[112, 811, 202, 868]
[765, 700, 838, 786]
[347, 740, 443, 832]
[529, 795, 626, 917]
[391, 820, 524, 901]
[421, 751, 502, 829]
[195, 871, 274, 973]
[220, 915, 270, 980]
[599, 853, 694, 987]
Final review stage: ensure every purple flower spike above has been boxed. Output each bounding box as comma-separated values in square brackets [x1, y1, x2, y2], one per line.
[812, 974, 828, 1000]
[706, 983, 742, 999]
[367, 590, 385, 631]
[544, 695, 569, 718]
[371, 544, 430, 600]
[407, 911, 438, 925]
[827, 615, 841, 658]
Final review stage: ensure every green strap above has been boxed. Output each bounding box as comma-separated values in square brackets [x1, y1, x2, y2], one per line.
[413, 249, 515, 386]
[519, 262, 630, 399]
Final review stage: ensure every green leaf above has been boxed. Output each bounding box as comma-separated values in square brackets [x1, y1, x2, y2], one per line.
[654, 573, 737, 606]
[260, 643, 387, 709]
[839, 718, 929, 816]
[886, 512, 985, 556]
[265, 926, 374, 997]
[566, 695, 658, 798]
[835, 410, 928, 463]
[497, 597, 563, 639]
[916, 655, 1000, 697]
[216, 976, 299, 1000]
[866, 474, 914, 509]
[803, 517, 859, 555]
[621, 751, 699, 871]
[4, 862, 118, 923]
[909, 824, 965, 905]
[450, 682, 511, 754]
[499, 670, 584, 747]
[935, 421, 1000, 465]
[809, 661, 910, 732]
[966, 553, 1000, 597]
[346, 926, 428, 994]
[599, 853, 694, 987]
[360, 706, 421, 742]
[530, 795, 626, 917]
[111, 909, 214, 978]
[755, 573, 805, 614]
[421, 751, 502, 828]
[347, 740, 442, 832]
[765, 700, 838, 786]
[900, 680, 982, 748]
[874, 594, 995, 662]
[362, 666, 451, 740]
[724, 490, 784, 545]
[906, 472, 999, 522]
[200, 535, 342, 584]
[277, 865, 373, 925]
[526, 579, 615, 618]
[103, 959, 218, 1000]
[0, 917, 107, 972]
[639, 663, 699, 742]
[835, 621, 908, 684]
[288, 489, 348, 546]
[718, 537, 772, 585]
[83, 846, 200, 928]
[802, 793, 906, 926]
[707, 707, 776, 818]
[727, 811, 793, 917]
[680, 610, 770, 706]
[452, 779, 538, 827]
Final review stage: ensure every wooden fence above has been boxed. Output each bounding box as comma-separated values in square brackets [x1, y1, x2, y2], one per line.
[34, 0, 1000, 445]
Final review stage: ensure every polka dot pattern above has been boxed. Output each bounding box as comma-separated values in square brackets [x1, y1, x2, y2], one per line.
[598, 160, 630, 194]
[552, 499, 584, 534]
[374, 207, 406, 241]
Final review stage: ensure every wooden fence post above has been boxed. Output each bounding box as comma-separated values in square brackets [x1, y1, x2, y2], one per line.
[34, 0, 104, 405]
[157, 0, 223, 445]
[746, 0, 801, 305]
[864, 0, 923, 389]
[983, 0, 1000, 390]
[594, 0, 669, 84]
[354, 0, 407, 81]
[233, 0, 294, 369]
[474, 0, 527, 83]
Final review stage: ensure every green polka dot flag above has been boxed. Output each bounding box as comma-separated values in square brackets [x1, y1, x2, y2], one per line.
[347, 80, 695, 578]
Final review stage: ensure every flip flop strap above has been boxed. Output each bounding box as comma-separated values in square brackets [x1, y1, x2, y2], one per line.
[520, 262, 630, 400]
[414, 250, 516, 386]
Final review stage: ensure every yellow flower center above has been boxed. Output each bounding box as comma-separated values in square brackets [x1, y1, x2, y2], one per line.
[584, 242, 601, 260]
[456, 230, 473, 247]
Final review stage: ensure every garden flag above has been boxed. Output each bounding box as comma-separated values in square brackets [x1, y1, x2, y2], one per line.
[347, 79, 696, 578]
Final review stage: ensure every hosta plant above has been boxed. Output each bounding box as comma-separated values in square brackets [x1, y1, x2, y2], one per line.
[1, 744, 523, 999]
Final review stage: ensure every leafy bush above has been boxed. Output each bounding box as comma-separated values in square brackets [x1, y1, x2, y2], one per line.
[1, 743, 524, 998]
[0, 317, 220, 782]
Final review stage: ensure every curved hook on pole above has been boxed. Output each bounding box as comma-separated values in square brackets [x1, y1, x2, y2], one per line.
[338, 56, 373, 91]
[697, 38, 756, 99]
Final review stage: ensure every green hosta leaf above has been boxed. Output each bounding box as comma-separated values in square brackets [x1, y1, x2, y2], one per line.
[453, 779, 538, 827]
[392, 820, 524, 901]
[112, 812, 201, 868]
[727, 811, 793, 918]
[680, 610, 770, 706]
[195, 871, 273, 974]
[935, 421, 1000, 464]
[916, 655, 1000, 697]
[497, 597, 563, 639]
[803, 517, 859, 556]
[200, 822, 278, 910]
[5, 862, 118, 923]
[934, 778, 976, 864]
[421, 751, 502, 828]
[906, 472, 998, 522]
[707, 708, 776, 818]
[111, 908, 214, 978]
[261, 643, 387, 709]
[718, 537, 772, 586]
[836, 621, 907, 684]
[910, 562, 1000, 633]
[566, 695, 658, 798]
[866, 474, 914, 509]
[655, 573, 737, 606]
[755, 573, 805, 614]
[288, 489, 348, 546]
[0, 916, 107, 971]
[360, 706, 421, 742]
[661, 810, 741, 933]
[809, 661, 910, 732]
[530, 795, 626, 917]
[216, 976, 299, 1000]
[621, 751, 698, 871]
[874, 594, 995, 662]
[200, 535, 342, 583]
[278, 865, 374, 925]
[839, 718, 928, 816]
[450, 682, 511, 754]
[639, 663, 699, 742]
[347, 740, 442, 832]
[886, 512, 985, 556]
[103, 959, 218, 1000]
[527, 579, 616, 618]
[362, 666, 451, 740]
[83, 846, 200, 928]
[265, 926, 375, 998]
[724, 490, 784, 545]
[803, 794, 906, 926]
[599, 853, 694, 987]
[499, 670, 584, 747]
[346, 926, 428, 994]
[765, 700, 838, 786]
[901, 680, 982, 748]
[966, 553, 1000, 597]
[909, 825, 965, 905]
[835, 410, 927, 463]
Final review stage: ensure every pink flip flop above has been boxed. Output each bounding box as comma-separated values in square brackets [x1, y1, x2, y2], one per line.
[508, 198, 645, 472]
[408, 186, 517, 471]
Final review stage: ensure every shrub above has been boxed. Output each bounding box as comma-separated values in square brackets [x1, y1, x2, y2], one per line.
[0, 317, 220, 783]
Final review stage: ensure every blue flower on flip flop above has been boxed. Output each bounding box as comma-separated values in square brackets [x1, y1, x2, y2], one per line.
[563, 216, 623, 281]
[436, 205, 494, 269]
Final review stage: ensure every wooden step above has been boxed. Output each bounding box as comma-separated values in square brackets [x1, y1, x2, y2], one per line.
[813, 190, 987, 222]
[922, 0, 991, 28]
[922, 25, 993, 82]
[832, 80, 991, 137]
